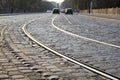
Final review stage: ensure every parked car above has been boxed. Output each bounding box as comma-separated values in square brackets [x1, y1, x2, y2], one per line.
[52, 8, 60, 14]
[65, 8, 73, 15]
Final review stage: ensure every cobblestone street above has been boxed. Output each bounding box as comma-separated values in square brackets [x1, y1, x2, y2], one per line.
[0, 13, 120, 80]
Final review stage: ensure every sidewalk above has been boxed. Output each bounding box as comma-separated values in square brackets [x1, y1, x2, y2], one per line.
[80, 13, 120, 20]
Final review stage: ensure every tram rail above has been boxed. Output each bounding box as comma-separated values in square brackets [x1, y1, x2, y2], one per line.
[22, 16, 120, 80]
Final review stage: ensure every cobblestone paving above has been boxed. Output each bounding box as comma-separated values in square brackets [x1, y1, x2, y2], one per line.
[27, 14, 120, 78]
[88, 14, 120, 20]
[55, 14, 120, 45]
[0, 25, 30, 80]
[0, 13, 107, 80]
[0, 14, 44, 80]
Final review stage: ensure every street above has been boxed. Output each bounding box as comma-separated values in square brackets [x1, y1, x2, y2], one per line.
[0, 13, 120, 80]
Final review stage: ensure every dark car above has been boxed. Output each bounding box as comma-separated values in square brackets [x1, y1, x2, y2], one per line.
[52, 8, 60, 14]
[65, 8, 73, 15]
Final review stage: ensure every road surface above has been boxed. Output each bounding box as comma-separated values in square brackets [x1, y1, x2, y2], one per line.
[0, 13, 120, 80]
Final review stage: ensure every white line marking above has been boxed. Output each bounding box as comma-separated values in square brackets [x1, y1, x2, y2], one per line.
[52, 15, 120, 49]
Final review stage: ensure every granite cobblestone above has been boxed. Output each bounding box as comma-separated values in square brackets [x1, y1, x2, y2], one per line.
[0, 13, 116, 79]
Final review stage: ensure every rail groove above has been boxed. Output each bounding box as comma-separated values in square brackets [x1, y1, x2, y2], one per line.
[52, 16, 120, 49]
[22, 16, 120, 80]
[1, 24, 60, 80]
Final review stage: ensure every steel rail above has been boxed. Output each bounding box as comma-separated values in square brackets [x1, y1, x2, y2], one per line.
[52, 15, 120, 49]
[1, 25, 8, 44]
[22, 16, 120, 80]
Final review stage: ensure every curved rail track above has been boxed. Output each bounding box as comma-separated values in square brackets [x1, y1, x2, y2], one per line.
[51, 15, 120, 78]
[0, 14, 102, 80]
[1, 14, 120, 80]
[52, 16, 120, 49]
[22, 15, 120, 80]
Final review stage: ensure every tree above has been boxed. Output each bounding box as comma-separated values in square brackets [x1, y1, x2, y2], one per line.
[0, 0, 56, 13]
[95, 0, 120, 8]
[61, 0, 72, 8]
[61, 0, 120, 10]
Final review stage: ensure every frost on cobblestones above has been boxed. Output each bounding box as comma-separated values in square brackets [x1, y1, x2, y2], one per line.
[0, 13, 120, 78]
[27, 14, 120, 77]
[0, 13, 50, 80]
